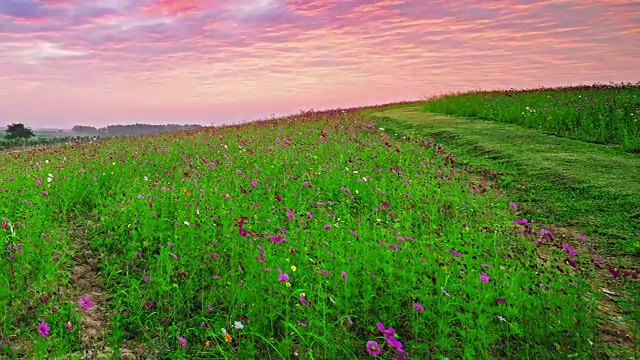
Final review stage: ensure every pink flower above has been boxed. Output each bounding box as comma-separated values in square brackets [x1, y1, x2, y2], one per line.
[144, 276, 151, 283]
[177, 336, 187, 348]
[479, 272, 490, 283]
[341, 271, 347, 280]
[78, 295, 94, 311]
[508, 202, 518, 210]
[366, 340, 381, 356]
[278, 273, 290, 282]
[375, 322, 395, 334]
[324, 225, 331, 230]
[413, 303, 424, 313]
[37, 322, 50, 337]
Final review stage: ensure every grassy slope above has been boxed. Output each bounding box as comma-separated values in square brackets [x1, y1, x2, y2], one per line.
[365, 107, 640, 256]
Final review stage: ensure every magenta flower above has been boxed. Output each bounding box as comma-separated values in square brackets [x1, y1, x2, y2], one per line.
[177, 336, 187, 348]
[341, 271, 347, 280]
[508, 202, 518, 210]
[145, 301, 153, 309]
[384, 334, 404, 351]
[278, 273, 290, 282]
[375, 322, 395, 334]
[594, 258, 604, 263]
[144, 276, 151, 283]
[413, 303, 424, 313]
[562, 243, 577, 257]
[479, 272, 490, 283]
[366, 340, 381, 356]
[495, 298, 506, 303]
[78, 295, 94, 311]
[349, 229, 359, 238]
[324, 225, 331, 230]
[449, 248, 461, 258]
[170, 253, 178, 259]
[37, 322, 50, 337]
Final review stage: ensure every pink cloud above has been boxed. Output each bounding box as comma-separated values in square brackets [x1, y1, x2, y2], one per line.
[0, 0, 637, 128]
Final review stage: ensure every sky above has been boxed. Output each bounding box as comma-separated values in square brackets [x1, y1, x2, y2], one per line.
[0, 0, 638, 128]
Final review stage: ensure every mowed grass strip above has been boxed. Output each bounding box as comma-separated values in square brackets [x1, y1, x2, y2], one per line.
[368, 108, 640, 256]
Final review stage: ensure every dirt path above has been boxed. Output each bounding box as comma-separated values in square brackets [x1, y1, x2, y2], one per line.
[66, 216, 136, 360]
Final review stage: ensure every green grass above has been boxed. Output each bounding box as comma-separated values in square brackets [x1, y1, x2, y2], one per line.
[369, 108, 640, 256]
[2, 108, 633, 359]
[418, 82, 640, 152]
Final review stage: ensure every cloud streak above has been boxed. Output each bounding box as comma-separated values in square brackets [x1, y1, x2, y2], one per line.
[0, 0, 638, 127]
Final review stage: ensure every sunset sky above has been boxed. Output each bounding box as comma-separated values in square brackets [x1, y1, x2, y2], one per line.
[0, 0, 638, 128]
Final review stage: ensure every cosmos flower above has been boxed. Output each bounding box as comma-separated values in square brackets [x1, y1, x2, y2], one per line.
[366, 340, 381, 356]
[38, 322, 50, 337]
[479, 272, 490, 283]
[177, 336, 187, 348]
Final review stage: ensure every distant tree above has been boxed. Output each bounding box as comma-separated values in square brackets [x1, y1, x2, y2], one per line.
[5, 123, 35, 139]
[72, 125, 98, 133]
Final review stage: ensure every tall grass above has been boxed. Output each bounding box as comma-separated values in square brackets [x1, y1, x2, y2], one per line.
[420, 82, 640, 152]
[2, 109, 632, 359]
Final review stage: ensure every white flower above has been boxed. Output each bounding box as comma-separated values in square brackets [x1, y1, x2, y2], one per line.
[184, 221, 190, 226]
[379, 128, 385, 131]
[46, 177, 52, 183]
[48, 173, 54, 178]
[221, 328, 227, 334]
[496, 315, 506, 322]
[234, 321, 244, 330]
[144, 176, 148, 181]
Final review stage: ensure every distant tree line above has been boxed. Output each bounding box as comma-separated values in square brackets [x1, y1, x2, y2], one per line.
[72, 123, 203, 137]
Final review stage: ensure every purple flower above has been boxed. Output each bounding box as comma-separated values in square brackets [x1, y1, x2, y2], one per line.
[37, 322, 50, 337]
[508, 202, 518, 209]
[324, 225, 332, 230]
[78, 295, 94, 311]
[413, 303, 424, 313]
[495, 298, 506, 303]
[341, 271, 347, 280]
[481, 263, 493, 268]
[170, 253, 178, 259]
[177, 336, 187, 348]
[594, 257, 604, 263]
[384, 334, 404, 351]
[479, 272, 490, 283]
[375, 322, 395, 334]
[562, 243, 577, 257]
[449, 248, 461, 258]
[145, 301, 153, 309]
[366, 340, 381, 356]
[278, 273, 290, 282]
[144, 276, 151, 283]
[349, 229, 359, 238]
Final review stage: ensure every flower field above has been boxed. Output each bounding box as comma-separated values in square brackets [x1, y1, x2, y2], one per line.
[0, 108, 636, 359]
